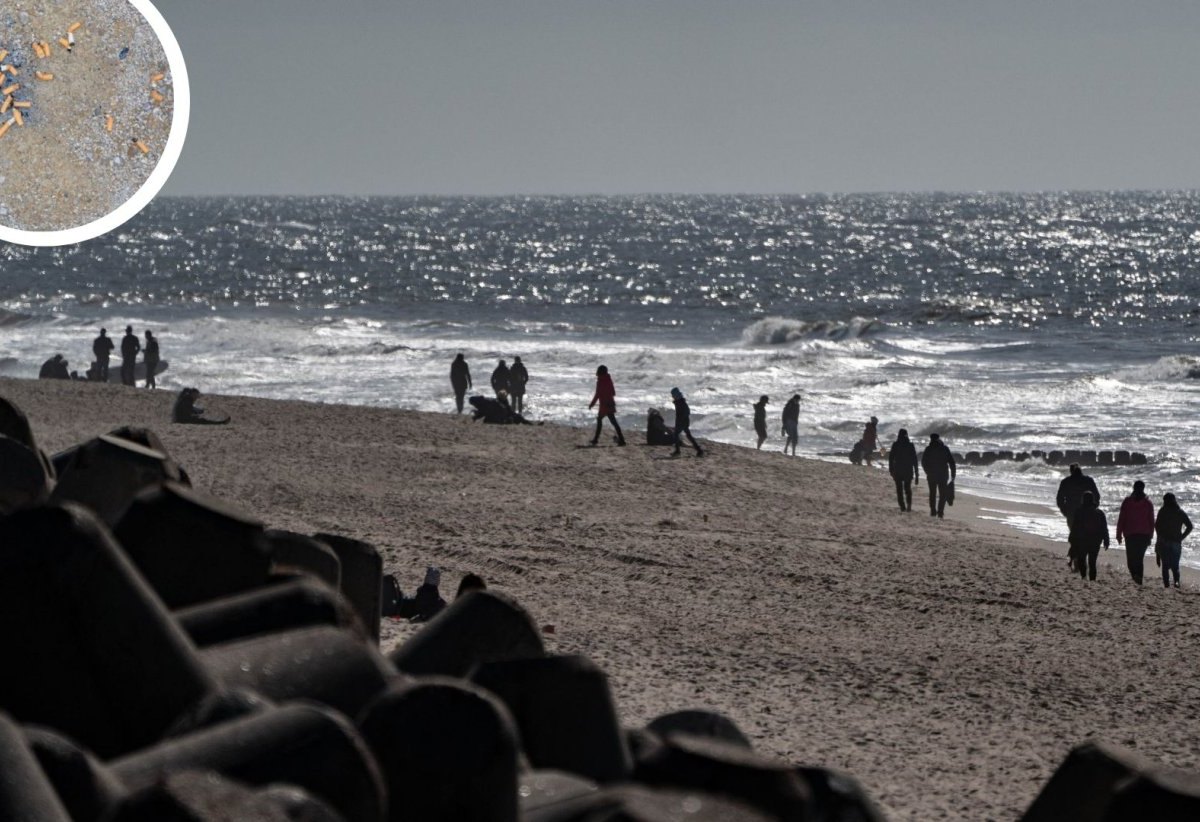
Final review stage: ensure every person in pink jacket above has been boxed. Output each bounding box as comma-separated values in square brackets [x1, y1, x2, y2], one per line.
[1116, 480, 1156, 585]
[588, 365, 626, 447]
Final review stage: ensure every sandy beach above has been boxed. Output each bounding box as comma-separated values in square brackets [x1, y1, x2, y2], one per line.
[4, 375, 1198, 820]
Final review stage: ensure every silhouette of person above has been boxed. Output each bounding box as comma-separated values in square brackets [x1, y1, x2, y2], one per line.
[172, 387, 231, 425]
[888, 428, 920, 512]
[456, 573, 487, 599]
[143, 330, 160, 389]
[38, 354, 70, 380]
[1068, 491, 1110, 581]
[588, 365, 625, 446]
[1116, 480, 1155, 585]
[921, 433, 956, 518]
[509, 356, 529, 414]
[1155, 493, 1194, 589]
[781, 394, 800, 456]
[92, 327, 114, 382]
[491, 359, 510, 399]
[1056, 464, 1101, 529]
[861, 416, 879, 466]
[670, 387, 703, 457]
[752, 395, 768, 449]
[120, 325, 140, 386]
[450, 353, 472, 414]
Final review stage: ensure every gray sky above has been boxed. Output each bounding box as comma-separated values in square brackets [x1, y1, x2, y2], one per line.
[155, 0, 1200, 196]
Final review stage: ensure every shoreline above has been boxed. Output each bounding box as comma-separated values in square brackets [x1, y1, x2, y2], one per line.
[3, 375, 1198, 819]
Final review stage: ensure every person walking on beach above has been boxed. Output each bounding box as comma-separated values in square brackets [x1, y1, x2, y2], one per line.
[670, 387, 703, 458]
[1068, 491, 1110, 581]
[1154, 493, 1194, 589]
[1116, 480, 1155, 585]
[120, 325, 140, 387]
[509, 356, 530, 415]
[888, 428, 920, 512]
[861, 416, 879, 466]
[752, 395, 769, 449]
[781, 394, 800, 456]
[1056, 464, 1100, 530]
[921, 433, 956, 518]
[92, 327, 114, 382]
[588, 365, 625, 446]
[491, 359, 511, 400]
[143, 330, 160, 389]
[450, 353, 472, 414]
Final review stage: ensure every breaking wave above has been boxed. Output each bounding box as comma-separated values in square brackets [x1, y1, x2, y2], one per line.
[741, 316, 885, 346]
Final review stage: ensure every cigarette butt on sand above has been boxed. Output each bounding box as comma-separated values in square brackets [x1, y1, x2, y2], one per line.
[0, 83, 19, 96]
[58, 38, 72, 51]
[67, 32, 75, 47]
[133, 138, 149, 154]
[13, 101, 30, 109]
[149, 88, 164, 104]
[105, 114, 114, 132]
[35, 71, 53, 81]
[69, 22, 83, 34]
[0, 119, 13, 139]
[0, 97, 10, 114]
[3, 66, 16, 76]
[150, 72, 165, 84]
[12, 107, 22, 127]
[0, 50, 7, 63]
[32, 43, 43, 59]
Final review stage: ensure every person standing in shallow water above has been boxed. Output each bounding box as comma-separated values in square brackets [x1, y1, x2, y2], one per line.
[781, 394, 800, 456]
[861, 416, 879, 466]
[1155, 493, 1194, 589]
[1116, 481, 1155, 585]
[588, 365, 625, 446]
[669, 387, 703, 457]
[509, 356, 529, 415]
[888, 428, 919, 512]
[1069, 491, 1110, 581]
[921, 433, 956, 518]
[92, 327, 114, 382]
[120, 325, 140, 386]
[752, 395, 768, 449]
[450, 353, 471, 414]
[143, 330, 160, 389]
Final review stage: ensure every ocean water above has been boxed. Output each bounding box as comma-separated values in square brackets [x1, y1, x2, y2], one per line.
[3, 193, 1200, 564]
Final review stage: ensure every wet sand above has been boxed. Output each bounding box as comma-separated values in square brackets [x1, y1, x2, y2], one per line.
[3, 375, 1197, 820]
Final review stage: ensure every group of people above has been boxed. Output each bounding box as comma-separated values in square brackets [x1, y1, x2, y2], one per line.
[1057, 466, 1194, 588]
[60, 326, 160, 387]
[449, 354, 530, 415]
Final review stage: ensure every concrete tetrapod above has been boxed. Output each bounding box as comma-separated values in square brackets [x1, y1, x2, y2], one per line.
[265, 529, 341, 589]
[50, 435, 185, 525]
[313, 531, 382, 643]
[105, 770, 343, 822]
[0, 713, 72, 822]
[0, 434, 53, 513]
[25, 725, 127, 822]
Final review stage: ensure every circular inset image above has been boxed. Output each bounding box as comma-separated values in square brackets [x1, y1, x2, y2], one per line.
[0, 0, 188, 246]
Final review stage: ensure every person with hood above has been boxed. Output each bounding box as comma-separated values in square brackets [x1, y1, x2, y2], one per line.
[1155, 493, 1194, 589]
[670, 387, 703, 458]
[861, 416, 879, 466]
[752, 395, 769, 449]
[120, 325, 140, 386]
[1056, 464, 1101, 529]
[450, 353, 472, 413]
[1068, 491, 1110, 581]
[38, 354, 70, 380]
[92, 327, 115, 381]
[143, 330, 160, 389]
[491, 359, 511, 400]
[509, 356, 530, 414]
[1116, 480, 1156, 585]
[921, 433, 956, 518]
[781, 394, 800, 456]
[888, 428, 920, 512]
[588, 365, 625, 446]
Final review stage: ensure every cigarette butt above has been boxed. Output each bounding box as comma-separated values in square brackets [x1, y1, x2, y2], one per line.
[34, 42, 48, 58]
[58, 37, 72, 51]
[150, 72, 165, 83]
[105, 114, 114, 131]
[0, 97, 9, 114]
[69, 22, 83, 33]
[134, 138, 149, 154]
[149, 88, 164, 104]
[67, 32, 76, 47]
[0, 50, 7, 63]
[0, 83, 19, 96]
[35, 71, 53, 81]
[31, 43, 42, 59]
[12, 100, 30, 109]
[12, 107, 21, 126]
[0, 119, 12, 139]
[3, 66, 15, 76]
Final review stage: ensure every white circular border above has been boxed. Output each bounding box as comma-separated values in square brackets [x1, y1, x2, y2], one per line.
[0, 0, 190, 247]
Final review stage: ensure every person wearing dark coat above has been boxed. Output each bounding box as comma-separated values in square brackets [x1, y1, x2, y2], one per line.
[1056, 464, 1101, 530]
[509, 356, 530, 415]
[670, 387, 703, 457]
[1116, 481, 1155, 585]
[120, 325, 140, 386]
[38, 354, 70, 380]
[888, 428, 920, 512]
[588, 365, 625, 446]
[450, 353, 472, 414]
[861, 416, 879, 466]
[92, 328, 115, 381]
[143, 330, 160, 389]
[921, 433, 956, 519]
[1155, 493, 1194, 589]
[781, 394, 800, 456]
[491, 359, 511, 400]
[752, 395, 768, 449]
[1068, 491, 1110, 581]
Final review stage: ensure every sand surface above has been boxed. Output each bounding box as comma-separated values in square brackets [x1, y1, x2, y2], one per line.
[4, 376, 1199, 820]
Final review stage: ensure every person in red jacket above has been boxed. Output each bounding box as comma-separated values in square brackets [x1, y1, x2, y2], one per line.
[588, 365, 626, 447]
[1116, 480, 1156, 585]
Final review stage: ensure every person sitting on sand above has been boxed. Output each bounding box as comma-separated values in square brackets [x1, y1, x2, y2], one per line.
[1068, 491, 1110, 581]
[888, 428, 920, 512]
[646, 407, 675, 445]
[92, 328, 114, 382]
[753, 395, 768, 449]
[1155, 493, 1194, 590]
[670, 387, 703, 458]
[588, 365, 626, 447]
[491, 359, 511, 400]
[921, 433, 956, 519]
[1056, 464, 1100, 530]
[509, 356, 529, 415]
[172, 387, 231, 425]
[469, 393, 531, 424]
[450, 353, 472, 414]
[781, 394, 800, 456]
[38, 354, 70, 380]
[1116, 480, 1155, 585]
[861, 416, 879, 466]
